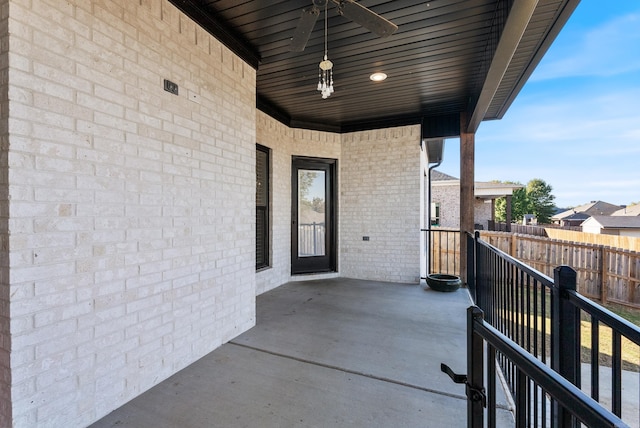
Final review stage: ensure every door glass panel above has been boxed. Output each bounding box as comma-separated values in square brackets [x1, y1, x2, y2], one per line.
[298, 169, 326, 257]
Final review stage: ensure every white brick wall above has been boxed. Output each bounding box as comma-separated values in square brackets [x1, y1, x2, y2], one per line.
[256, 113, 291, 294]
[255, 112, 341, 295]
[1, 0, 440, 424]
[341, 126, 421, 283]
[256, 115, 422, 290]
[6, 1, 256, 426]
[0, 0, 10, 425]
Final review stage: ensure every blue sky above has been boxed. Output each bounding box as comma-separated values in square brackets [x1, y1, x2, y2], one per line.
[436, 1, 640, 208]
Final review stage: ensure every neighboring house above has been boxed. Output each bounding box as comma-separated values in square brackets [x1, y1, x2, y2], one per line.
[582, 216, 640, 238]
[426, 171, 523, 230]
[612, 204, 640, 216]
[553, 211, 591, 227]
[552, 201, 622, 227]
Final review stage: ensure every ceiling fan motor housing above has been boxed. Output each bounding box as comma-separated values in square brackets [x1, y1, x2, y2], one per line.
[290, 0, 397, 52]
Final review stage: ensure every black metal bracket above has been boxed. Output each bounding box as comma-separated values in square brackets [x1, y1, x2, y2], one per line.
[441, 363, 486, 407]
[441, 363, 467, 383]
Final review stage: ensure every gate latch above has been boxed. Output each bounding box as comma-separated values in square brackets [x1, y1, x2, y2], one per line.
[441, 363, 486, 407]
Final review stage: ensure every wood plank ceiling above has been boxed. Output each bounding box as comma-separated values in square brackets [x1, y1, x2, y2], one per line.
[169, 0, 579, 134]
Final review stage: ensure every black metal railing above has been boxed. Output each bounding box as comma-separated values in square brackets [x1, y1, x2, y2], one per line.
[470, 231, 640, 427]
[565, 291, 640, 420]
[421, 228, 461, 278]
[446, 306, 627, 428]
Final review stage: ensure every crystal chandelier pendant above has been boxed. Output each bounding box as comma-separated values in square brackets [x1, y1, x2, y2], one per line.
[318, 55, 333, 98]
[316, 2, 334, 98]
[329, 69, 334, 94]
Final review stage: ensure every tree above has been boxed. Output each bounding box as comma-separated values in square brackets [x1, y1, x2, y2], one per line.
[494, 178, 556, 224]
[298, 171, 317, 200]
[526, 178, 555, 223]
[494, 181, 528, 222]
[310, 197, 325, 213]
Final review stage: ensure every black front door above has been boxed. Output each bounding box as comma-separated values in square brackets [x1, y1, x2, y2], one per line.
[291, 157, 337, 274]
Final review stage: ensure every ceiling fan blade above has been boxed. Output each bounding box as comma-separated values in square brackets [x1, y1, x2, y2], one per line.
[336, 0, 398, 37]
[290, 6, 320, 52]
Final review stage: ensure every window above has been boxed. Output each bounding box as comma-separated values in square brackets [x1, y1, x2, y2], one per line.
[256, 145, 270, 269]
[430, 202, 440, 227]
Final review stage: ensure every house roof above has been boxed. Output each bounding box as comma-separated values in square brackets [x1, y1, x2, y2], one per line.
[552, 201, 622, 220]
[429, 170, 522, 198]
[559, 212, 590, 223]
[612, 204, 640, 216]
[169, 0, 579, 134]
[583, 216, 640, 229]
[474, 181, 524, 199]
[430, 170, 458, 182]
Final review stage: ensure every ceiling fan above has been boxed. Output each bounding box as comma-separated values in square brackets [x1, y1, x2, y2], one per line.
[290, 0, 398, 52]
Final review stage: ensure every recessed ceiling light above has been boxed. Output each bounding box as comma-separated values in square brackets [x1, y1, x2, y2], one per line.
[370, 72, 387, 82]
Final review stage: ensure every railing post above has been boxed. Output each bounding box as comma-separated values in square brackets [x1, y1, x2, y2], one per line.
[474, 231, 489, 322]
[551, 265, 580, 428]
[467, 232, 476, 300]
[427, 228, 432, 275]
[467, 306, 485, 428]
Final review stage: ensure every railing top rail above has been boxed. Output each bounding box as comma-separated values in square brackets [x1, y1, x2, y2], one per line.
[473, 232, 554, 288]
[567, 290, 640, 346]
[472, 309, 629, 428]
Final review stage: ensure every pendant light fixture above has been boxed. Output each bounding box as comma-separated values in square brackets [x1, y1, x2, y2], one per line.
[317, 2, 334, 98]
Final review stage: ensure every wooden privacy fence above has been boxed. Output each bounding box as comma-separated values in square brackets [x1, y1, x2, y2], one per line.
[545, 228, 640, 252]
[480, 231, 640, 309]
[488, 221, 550, 236]
[427, 228, 461, 276]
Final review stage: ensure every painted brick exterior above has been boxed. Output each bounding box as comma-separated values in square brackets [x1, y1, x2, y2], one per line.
[0, 0, 10, 425]
[430, 180, 493, 230]
[255, 112, 341, 295]
[341, 127, 421, 283]
[5, 1, 256, 426]
[0, 1, 432, 426]
[430, 182, 461, 229]
[475, 200, 493, 230]
[256, 116, 422, 290]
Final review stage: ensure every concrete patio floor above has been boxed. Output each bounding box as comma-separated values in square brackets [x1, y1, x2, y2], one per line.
[91, 278, 515, 427]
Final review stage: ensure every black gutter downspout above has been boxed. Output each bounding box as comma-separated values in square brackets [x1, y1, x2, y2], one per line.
[426, 161, 441, 276]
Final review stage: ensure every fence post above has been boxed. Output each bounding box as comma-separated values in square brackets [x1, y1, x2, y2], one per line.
[600, 246, 608, 305]
[312, 222, 317, 254]
[510, 233, 517, 259]
[551, 265, 580, 428]
[467, 306, 485, 428]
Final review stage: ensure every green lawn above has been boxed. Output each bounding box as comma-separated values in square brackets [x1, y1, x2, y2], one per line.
[605, 303, 640, 327]
[593, 303, 640, 371]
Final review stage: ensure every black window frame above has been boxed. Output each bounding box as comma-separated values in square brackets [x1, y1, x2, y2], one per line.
[431, 202, 441, 227]
[256, 144, 270, 270]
